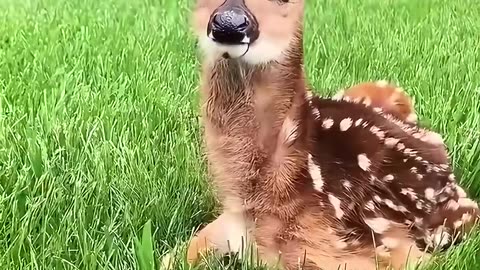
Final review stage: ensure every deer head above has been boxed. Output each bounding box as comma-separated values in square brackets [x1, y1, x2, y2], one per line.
[192, 0, 304, 66]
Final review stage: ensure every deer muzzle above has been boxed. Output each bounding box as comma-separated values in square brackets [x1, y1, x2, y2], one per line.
[207, 0, 259, 45]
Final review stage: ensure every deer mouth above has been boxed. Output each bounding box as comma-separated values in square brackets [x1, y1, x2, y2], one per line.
[207, 31, 251, 59]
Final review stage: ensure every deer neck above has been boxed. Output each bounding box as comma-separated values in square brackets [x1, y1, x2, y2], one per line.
[198, 39, 311, 212]
[208, 59, 305, 124]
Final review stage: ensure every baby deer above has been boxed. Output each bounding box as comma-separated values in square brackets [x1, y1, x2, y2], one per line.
[163, 1, 479, 269]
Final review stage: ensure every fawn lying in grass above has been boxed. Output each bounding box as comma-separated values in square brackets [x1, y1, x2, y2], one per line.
[163, 1, 479, 269]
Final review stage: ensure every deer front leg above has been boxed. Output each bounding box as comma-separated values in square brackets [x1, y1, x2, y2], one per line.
[162, 211, 253, 268]
[187, 211, 253, 264]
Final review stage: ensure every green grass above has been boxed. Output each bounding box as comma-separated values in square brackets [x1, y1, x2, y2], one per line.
[0, 0, 479, 269]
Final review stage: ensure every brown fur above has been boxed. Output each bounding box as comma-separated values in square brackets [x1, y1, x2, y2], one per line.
[160, 1, 480, 270]
[336, 81, 417, 124]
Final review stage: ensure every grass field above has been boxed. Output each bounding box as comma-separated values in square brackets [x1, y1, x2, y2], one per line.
[0, 0, 479, 269]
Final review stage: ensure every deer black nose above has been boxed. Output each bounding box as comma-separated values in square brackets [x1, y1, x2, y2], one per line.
[208, 8, 257, 45]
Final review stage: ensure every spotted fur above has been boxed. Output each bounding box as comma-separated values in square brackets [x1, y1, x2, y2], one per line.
[308, 96, 479, 254]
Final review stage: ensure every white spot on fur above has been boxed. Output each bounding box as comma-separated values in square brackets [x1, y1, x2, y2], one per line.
[432, 165, 441, 173]
[370, 126, 385, 139]
[410, 167, 418, 173]
[396, 143, 405, 151]
[416, 174, 424, 180]
[356, 97, 372, 107]
[443, 185, 454, 195]
[456, 186, 467, 198]
[373, 195, 382, 202]
[445, 200, 459, 211]
[364, 217, 390, 233]
[416, 201, 423, 210]
[458, 198, 478, 209]
[401, 188, 417, 200]
[383, 174, 394, 182]
[328, 194, 344, 219]
[352, 97, 363, 104]
[421, 131, 444, 145]
[322, 118, 334, 129]
[308, 154, 324, 192]
[440, 164, 449, 170]
[342, 180, 352, 189]
[412, 132, 422, 139]
[370, 125, 380, 134]
[414, 217, 423, 225]
[424, 188, 435, 201]
[339, 118, 353, 131]
[373, 107, 382, 113]
[382, 199, 408, 213]
[375, 131, 385, 140]
[357, 154, 371, 171]
[384, 199, 397, 210]
[365, 200, 375, 211]
[385, 137, 399, 147]
[355, 118, 363, 126]
[342, 96, 352, 102]
[312, 107, 321, 119]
